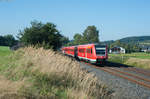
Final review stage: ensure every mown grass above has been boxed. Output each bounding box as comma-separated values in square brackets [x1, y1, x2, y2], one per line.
[108, 53, 150, 69]
[0, 46, 12, 56]
[0, 46, 13, 71]
[0, 47, 112, 99]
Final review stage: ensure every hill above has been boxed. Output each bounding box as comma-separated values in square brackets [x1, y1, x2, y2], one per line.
[102, 36, 150, 45]
[119, 36, 150, 44]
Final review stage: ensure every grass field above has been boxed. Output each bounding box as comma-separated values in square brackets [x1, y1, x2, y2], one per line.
[109, 52, 150, 59]
[0, 47, 112, 98]
[0, 46, 12, 66]
[108, 53, 150, 69]
[0, 46, 12, 57]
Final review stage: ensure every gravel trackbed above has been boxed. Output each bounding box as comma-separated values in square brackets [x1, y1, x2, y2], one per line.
[79, 62, 150, 99]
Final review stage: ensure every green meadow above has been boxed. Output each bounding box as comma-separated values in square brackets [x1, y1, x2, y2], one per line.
[0, 46, 12, 57]
[109, 52, 150, 59]
[108, 53, 150, 69]
[0, 46, 12, 66]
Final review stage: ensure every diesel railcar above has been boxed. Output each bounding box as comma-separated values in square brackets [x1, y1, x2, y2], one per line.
[62, 44, 108, 63]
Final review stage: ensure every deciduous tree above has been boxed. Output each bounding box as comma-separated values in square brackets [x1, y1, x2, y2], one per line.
[83, 25, 99, 43]
[18, 20, 63, 50]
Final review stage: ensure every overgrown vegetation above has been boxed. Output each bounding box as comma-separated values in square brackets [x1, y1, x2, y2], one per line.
[0, 47, 112, 98]
[109, 53, 150, 69]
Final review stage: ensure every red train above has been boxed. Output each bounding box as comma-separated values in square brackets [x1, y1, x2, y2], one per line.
[62, 44, 108, 63]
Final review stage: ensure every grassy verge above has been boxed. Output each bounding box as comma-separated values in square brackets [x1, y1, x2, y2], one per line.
[108, 53, 150, 69]
[0, 47, 112, 99]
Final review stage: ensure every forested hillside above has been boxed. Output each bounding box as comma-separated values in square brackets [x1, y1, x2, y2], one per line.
[102, 36, 150, 53]
[119, 36, 150, 44]
[103, 36, 150, 45]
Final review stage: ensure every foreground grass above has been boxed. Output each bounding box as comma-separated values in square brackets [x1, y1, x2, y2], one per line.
[0, 47, 112, 99]
[109, 53, 150, 69]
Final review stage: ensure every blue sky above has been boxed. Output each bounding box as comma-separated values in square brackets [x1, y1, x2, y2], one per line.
[0, 0, 150, 41]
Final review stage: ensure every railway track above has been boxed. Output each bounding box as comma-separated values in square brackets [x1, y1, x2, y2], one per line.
[123, 67, 150, 77]
[82, 62, 150, 89]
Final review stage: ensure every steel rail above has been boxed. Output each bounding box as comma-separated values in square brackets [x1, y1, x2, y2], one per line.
[123, 67, 150, 77]
[98, 67, 150, 89]
[82, 62, 150, 89]
[107, 67, 150, 82]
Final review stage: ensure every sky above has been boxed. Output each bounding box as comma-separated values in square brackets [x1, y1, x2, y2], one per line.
[0, 0, 150, 41]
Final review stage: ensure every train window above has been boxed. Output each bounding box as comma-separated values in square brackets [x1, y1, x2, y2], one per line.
[64, 48, 74, 52]
[79, 49, 81, 53]
[91, 48, 92, 54]
[71, 49, 74, 52]
[95, 45, 106, 55]
[79, 49, 81, 52]
[87, 49, 91, 53]
[79, 49, 84, 53]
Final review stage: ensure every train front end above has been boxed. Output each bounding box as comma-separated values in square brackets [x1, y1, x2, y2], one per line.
[94, 45, 108, 63]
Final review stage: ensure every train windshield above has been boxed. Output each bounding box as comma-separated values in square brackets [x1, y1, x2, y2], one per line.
[95, 45, 106, 56]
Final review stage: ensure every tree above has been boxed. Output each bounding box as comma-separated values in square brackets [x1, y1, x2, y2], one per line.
[83, 25, 99, 43]
[65, 25, 100, 46]
[73, 33, 84, 45]
[0, 36, 5, 46]
[61, 36, 69, 46]
[4, 34, 17, 47]
[115, 40, 121, 46]
[18, 20, 63, 50]
[0, 34, 17, 47]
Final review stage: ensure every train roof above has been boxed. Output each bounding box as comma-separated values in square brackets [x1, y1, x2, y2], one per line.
[78, 43, 106, 46]
[62, 43, 106, 48]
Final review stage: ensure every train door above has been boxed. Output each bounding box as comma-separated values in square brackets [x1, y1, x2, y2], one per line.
[86, 48, 92, 60]
[74, 46, 78, 58]
[85, 48, 87, 59]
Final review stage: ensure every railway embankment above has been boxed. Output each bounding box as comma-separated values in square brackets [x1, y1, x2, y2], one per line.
[79, 61, 150, 99]
[0, 47, 111, 99]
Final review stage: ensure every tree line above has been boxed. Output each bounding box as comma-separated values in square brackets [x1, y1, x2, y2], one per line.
[18, 21, 100, 50]
[0, 20, 100, 51]
[0, 20, 142, 53]
[0, 34, 17, 47]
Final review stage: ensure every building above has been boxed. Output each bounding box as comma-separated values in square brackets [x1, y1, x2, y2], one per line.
[109, 46, 126, 54]
[141, 46, 150, 52]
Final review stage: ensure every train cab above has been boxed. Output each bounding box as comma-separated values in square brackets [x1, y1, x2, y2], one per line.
[94, 44, 108, 63]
